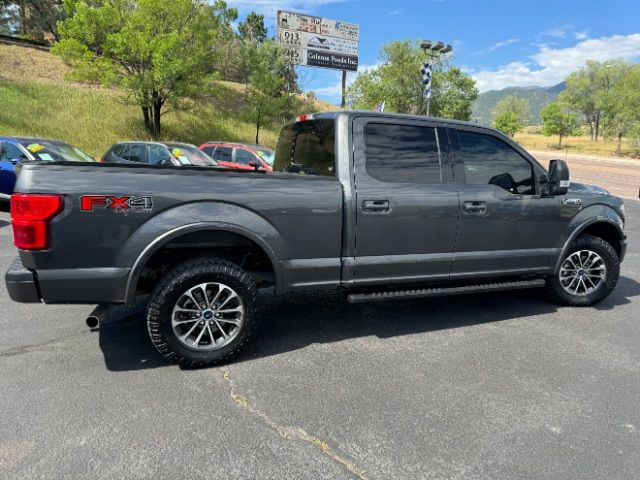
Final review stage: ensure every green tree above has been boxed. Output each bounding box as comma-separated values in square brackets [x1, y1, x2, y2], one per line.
[346, 40, 478, 120]
[560, 59, 630, 141]
[540, 102, 580, 146]
[238, 11, 267, 45]
[492, 95, 530, 123]
[244, 41, 297, 144]
[493, 111, 523, 137]
[601, 64, 640, 155]
[53, 0, 236, 136]
[491, 95, 529, 136]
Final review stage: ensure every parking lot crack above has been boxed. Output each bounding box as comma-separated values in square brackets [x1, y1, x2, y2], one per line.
[221, 368, 369, 480]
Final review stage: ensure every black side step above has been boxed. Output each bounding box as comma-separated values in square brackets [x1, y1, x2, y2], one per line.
[346, 279, 546, 304]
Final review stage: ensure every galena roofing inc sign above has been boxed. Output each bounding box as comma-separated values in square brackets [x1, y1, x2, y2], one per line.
[276, 10, 359, 72]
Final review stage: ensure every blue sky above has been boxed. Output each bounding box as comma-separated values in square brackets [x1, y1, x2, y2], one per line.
[224, 0, 640, 104]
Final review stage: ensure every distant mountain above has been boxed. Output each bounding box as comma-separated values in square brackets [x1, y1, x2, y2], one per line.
[472, 82, 566, 126]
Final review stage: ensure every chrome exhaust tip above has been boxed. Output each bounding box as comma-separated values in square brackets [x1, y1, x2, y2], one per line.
[86, 304, 108, 330]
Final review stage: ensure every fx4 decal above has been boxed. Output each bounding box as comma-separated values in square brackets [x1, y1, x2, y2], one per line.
[81, 195, 153, 212]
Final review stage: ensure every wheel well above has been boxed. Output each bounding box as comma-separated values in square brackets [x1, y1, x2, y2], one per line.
[578, 222, 622, 256]
[133, 230, 276, 296]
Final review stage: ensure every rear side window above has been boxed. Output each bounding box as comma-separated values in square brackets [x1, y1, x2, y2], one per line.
[212, 147, 232, 162]
[364, 123, 442, 183]
[457, 130, 534, 195]
[274, 119, 335, 176]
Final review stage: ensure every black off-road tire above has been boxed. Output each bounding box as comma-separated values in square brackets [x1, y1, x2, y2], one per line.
[147, 257, 259, 367]
[546, 234, 620, 306]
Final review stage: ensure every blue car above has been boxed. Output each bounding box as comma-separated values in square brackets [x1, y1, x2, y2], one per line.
[0, 137, 95, 199]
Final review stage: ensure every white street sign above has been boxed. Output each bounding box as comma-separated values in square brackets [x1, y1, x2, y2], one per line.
[277, 10, 359, 72]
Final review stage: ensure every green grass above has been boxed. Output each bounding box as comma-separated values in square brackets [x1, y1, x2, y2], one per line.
[514, 131, 637, 158]
[0, 79, 280, 158]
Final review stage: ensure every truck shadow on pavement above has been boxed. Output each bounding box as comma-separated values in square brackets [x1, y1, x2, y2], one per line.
[98, 275, 640, 371]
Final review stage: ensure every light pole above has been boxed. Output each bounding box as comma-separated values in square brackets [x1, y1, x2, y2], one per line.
[420, 40, 452, 117]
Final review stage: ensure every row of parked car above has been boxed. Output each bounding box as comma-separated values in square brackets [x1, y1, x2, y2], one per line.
[0, 136, 275, 198]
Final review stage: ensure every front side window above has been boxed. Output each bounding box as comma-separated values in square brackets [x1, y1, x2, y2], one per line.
[1, 143, 27, 162]
[365, 123, 442, 183]
[148, 145, 173, 165]
[274, 119, 335, 176]
[457, 130, 535, 195]
[235, 149, 256, 165]
[122, 144, 146, 163]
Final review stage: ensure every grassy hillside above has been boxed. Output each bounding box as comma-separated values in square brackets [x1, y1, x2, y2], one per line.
[472, 83, 564, 126]
[0, 44, 335, 157]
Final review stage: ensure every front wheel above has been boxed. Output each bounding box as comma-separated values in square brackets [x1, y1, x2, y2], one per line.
[147, 257, 259, 367]
[546, 234, 620, 306]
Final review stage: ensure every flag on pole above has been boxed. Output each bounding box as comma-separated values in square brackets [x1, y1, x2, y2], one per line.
[421, 62, 432, 100]
[376, 100, 385, 112]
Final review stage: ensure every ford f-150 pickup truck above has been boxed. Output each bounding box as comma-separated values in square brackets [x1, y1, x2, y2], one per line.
[5, 112, 627, 366]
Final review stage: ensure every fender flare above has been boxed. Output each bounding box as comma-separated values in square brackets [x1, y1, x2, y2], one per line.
[553, 214, 624, 274]
[124, 221, 282, 305]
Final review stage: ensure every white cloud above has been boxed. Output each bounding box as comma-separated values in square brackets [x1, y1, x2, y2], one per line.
[477, 38, 520, 54]
[542, 24, 574, 39]
[573, 30, 589, 40]
[387, 9, 404, 16]
[472, 33, 640, 92]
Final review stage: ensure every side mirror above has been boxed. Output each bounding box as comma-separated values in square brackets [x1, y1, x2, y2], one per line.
[547, 159, 570, 196]
[10, 158, 21, 164]
[248, 160, 260, 171]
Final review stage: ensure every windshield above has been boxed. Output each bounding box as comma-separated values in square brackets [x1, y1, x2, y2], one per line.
[255, 148, 275, 166]
[167, 144, 217, 166]
[20, 140, 95, 162]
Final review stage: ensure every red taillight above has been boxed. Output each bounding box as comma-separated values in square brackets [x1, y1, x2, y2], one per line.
[11, 194, 63, 250]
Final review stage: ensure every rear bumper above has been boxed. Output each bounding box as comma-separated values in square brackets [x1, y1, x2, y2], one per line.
[5, 257, 41, 303]
[5, 257, 130, 304]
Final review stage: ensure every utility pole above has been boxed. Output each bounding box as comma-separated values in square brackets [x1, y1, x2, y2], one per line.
[420, 40, 453, 117]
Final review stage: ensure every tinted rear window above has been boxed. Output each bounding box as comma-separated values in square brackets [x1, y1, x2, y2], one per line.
[365, 123, 441, 183]
[274, 119, 335, 176]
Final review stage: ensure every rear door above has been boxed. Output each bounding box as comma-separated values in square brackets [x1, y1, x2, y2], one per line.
[449, 126, 565, 277]
[352, 117, 459, 286]
[210, 146, 234, 168]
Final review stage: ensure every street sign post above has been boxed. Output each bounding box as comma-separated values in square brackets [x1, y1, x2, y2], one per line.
[277, 10, 359, 107]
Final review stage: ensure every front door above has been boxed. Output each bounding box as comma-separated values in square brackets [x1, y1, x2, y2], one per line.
[449, 127, 565, 277]
[352, 117, 460, 286]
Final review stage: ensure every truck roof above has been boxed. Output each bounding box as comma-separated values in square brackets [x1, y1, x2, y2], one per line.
[295, 110, 501, 133]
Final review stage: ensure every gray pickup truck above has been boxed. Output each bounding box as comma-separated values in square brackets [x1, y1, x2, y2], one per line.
[5, 112, 627, 366]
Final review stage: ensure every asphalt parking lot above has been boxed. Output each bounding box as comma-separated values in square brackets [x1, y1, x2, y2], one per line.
[1, 201, 639, 480]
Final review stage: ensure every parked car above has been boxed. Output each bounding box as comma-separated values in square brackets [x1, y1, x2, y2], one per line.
[5, 111, 627, 367]
[101, 141, 216, 167]
[0, 136, 95, 199]
[199, 141, 274, 172]
[162, 142, 218, 167]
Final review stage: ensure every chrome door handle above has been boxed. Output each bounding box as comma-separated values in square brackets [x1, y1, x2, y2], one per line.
[463, 201, 487, 214]
[363, 200, 390, 213]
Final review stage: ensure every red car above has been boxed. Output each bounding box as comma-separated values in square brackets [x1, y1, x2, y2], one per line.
[199, 142, 274, 172]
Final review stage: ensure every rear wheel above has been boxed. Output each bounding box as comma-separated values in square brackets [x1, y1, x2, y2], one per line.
[546, 234, 619, 306]
[147, 258, 259, 367]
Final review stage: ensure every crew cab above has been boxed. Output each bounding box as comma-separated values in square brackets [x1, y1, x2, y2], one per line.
[5, 112, 627, 366]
